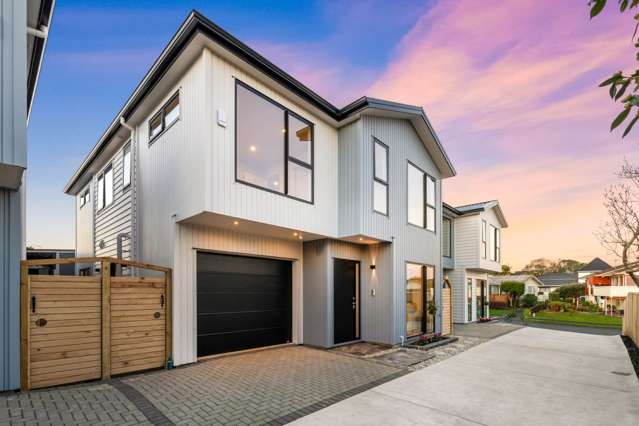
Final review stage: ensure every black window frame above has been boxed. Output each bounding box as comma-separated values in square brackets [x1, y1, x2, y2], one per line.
[491, 225, 501, 262]
[122, 143, 131, 191]
[406, 161, 437, 233]
[373, 138, 389, 216]
[96, 164, 113, 212]
[234, 79, 315, 204]
[148, 91, 180, 145]
[481, 220, 487, 259]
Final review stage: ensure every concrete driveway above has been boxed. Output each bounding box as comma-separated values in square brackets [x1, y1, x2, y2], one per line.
[293, 327, 639, 425]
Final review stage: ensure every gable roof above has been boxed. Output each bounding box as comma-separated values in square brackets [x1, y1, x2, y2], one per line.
[579, 257, 611, 272]
[537, 272, 578, 287]
[443, 200, 508, 228]
[488, 275, 543, 286]
[64, 10, 456, 194]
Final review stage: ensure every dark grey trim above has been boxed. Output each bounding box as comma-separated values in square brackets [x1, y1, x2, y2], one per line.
[234, 79, 314, 204]
[64, 11, 456, 194]
[27, 0, 55, 119]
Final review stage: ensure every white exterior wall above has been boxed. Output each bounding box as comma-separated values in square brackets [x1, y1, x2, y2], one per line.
[449, 215, 477, 323]
[172, 223, 303, 366]
[478, 208, 503, 273]
[75, 183, 94, 258]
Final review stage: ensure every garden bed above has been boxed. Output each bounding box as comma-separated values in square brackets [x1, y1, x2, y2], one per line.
[621, 336, 639, 379]
[405, 334, 458, 351]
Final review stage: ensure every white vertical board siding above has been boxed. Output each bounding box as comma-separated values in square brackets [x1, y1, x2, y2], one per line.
[479, 208, 503, 273]
[0, 187, 21, 390]
[93, 147, 133, 261]
[172, 223, 303, 366]
[137, 52, 208, 268]
[362, 242, 394, 344]
[204, 48, 339, 237]
[361, 116, 443, 342]
[337, 121, 363, 237]
[450, 215, 478, 323]
[75, 184, 94, 258]
[0, 0, 27, 175]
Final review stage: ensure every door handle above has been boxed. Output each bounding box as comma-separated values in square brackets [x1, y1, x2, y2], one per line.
[160, 294, 165, 308]
[31, 296, 36, 313]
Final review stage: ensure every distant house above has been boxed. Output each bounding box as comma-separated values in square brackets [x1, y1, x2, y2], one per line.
[586, 263, 639, 312]
[26, 248, 76, 276]
[488, 274, 545, 300]
[578, 258, 611, 284]
[537, 272, 579, 300]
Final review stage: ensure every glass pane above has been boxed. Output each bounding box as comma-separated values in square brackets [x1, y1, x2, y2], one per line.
[476, 280, 485, 318]
[374, 141, 387, 182]
[149, 114, 162, 139]
[489, 226, 496, 261]
[104, 168, 113, 206]
[406, 263, 424, 337]
[97, 176, 104, 209]
[236, 84, 285, 193]
[288, 114, 312, 164]
[426, 266, 435, 333]
[467, 278, 473, 321]
[442, 218, 451, 257]
[288, 161, 312, 201]
[426, 206, 435, 232]
[123, 147, 131, 188]
[426, 176, 435, 206]
[164, 95, 180, 127]
[407, 164, 424, 226]
[374, 181, 387, 214]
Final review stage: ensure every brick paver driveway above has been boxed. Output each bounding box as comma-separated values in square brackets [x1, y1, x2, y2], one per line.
[0, 346, 404, 425]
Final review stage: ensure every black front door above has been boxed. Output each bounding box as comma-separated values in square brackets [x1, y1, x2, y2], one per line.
[333, 259, 359, 344]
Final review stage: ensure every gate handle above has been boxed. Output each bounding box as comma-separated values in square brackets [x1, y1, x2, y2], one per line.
[31, 296, 36, 313]
[160, 295, 165, 308]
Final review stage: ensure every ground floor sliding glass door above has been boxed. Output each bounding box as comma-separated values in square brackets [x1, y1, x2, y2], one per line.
[406, 263, 436, 337]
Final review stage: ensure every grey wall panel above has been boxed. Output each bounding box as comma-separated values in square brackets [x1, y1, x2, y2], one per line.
[0, 0, 27, 176]
[337, 121, 362, 237]
[302, 240, 328, 347]
[0, 187, 22, 391]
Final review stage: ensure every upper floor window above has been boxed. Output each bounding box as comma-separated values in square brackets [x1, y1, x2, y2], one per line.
[481, 220, 487, 259]
[442, 217, 452, 257]
[97, 166, 113, 211]
[489, 225, 500, 262]
[149, 92, 180, 143]
[79, 188, 90, 208]
[407, 162, 436, 231]
[123, 144, 131, 189]
[373, 139, 388, 215]
[235, 80, 314, 203]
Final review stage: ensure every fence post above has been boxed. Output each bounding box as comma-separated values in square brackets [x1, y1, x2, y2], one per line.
[101, 260, 111, 380]
[20, 261, 29, 391]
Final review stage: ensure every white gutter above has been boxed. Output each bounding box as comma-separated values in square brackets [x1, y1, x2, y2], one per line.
[27, 25, 48, 39]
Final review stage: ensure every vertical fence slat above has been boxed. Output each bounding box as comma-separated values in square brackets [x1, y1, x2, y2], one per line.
[101, 261, 111, 380]
[624, 293, 639, 346]
[20, 262, 29, 391]
[165, 271, 173, 366]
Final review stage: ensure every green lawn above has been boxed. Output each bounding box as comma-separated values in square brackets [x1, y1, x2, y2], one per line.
[489, 308, 514, 317]
[524, 309, 622, 328]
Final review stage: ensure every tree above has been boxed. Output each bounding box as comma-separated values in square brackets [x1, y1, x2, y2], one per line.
[589, 0, 639, 137]
[500, 281, 525, 312]
[521, 258, 584, 276]
[500, 264, 512, 275]
[597, 161, 639, 286]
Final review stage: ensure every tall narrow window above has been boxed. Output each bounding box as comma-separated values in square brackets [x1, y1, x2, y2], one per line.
[481, 220, 487, 259]
[407, 163, 424, 227]
[123, 145, 131, 189]
[492, 226, 501, 262]
[467, 278, 473, 321]
[104, 166, 113, 207]
[425, 265, 435, 333]
[426, 176, 436, 232]
[442, 217, 452, 257]
[235, 81, 314, 202]
[97, 175, 104, 210]
[406, 263, 424, 337]
[373, 139, 388, 215]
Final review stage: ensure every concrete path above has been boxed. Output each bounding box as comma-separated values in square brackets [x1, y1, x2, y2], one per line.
[293, 327, 639, 425]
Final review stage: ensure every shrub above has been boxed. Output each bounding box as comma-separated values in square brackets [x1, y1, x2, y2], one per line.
[530, 301, 547, 314]
[548, 301, 572, 312]
[520, 294, 538, 308]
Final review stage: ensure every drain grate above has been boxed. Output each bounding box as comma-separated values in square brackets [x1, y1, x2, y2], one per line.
[110, 379, 175, 425]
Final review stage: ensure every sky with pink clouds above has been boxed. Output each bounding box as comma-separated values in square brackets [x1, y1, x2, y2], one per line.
[27, 0, 639, 270]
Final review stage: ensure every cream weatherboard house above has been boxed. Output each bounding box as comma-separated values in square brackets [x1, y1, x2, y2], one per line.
[443, 201, 508, 323]
[65, 11, 504, 366]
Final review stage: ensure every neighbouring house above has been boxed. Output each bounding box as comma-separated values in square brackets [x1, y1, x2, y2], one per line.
[64, 11, 463, 366]
[578, 257, 611, 284]
[488, 274, 545, 303]
[442, 201, 508, 323]
[26, 248, 75, 275]
[537, 272, 578, 300]
[585, 263, 639, 312]
[0, 0, 55, 392]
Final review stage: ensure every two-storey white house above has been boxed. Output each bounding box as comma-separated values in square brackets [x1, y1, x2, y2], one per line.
[65, 11, 457, 366]
[443, 201, 508, 323]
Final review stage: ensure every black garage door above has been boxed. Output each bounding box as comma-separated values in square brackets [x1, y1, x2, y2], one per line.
[197, 252, 292, 357]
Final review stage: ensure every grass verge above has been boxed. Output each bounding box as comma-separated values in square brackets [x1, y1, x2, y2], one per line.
[523, 309, 622, 328]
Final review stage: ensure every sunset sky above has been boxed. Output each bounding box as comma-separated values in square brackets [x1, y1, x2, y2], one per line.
[27, 0, 639, 270]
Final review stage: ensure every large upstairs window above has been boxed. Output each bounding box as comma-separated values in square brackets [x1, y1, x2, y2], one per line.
[373, 139, 388, 215]
[235, 81, 314, 203]
[407, 162, 437, 231]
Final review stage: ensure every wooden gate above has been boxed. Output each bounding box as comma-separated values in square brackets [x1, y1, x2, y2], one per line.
[21, 257, 172, 390]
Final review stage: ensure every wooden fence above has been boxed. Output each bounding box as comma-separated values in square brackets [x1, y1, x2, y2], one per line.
[490, 294, 510, 308]
[623, 293, 639, 346]
[442, 284, 452, 336]
[20, 257, 172, 390]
